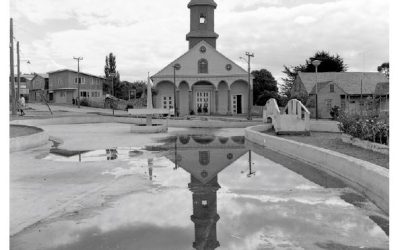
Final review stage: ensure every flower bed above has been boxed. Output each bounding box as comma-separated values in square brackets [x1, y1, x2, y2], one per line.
[338, 112, 389, 146]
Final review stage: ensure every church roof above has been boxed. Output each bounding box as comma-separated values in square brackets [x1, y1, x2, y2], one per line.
[297, 72, 389, 95]
[163, 135, 248, 184]
[151, 40, 249, 79]
[188, 0, 217, 8]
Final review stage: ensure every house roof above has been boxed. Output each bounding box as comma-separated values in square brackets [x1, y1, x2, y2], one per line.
[298, 72, 389, 95]
[20, 74, 35, 80]
[375, 82, 389, 95]
[47, 69, 105, 80]
[36, 73, 49, 78]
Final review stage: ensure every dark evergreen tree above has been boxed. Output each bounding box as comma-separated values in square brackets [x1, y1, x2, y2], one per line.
[251, 69, 279, 106]
[377, 62, 389, 79]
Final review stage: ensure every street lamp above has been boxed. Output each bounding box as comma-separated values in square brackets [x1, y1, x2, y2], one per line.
[312, 59, 321, 120]
[173, 63, 181, 117]
[240, 52, 254, 120]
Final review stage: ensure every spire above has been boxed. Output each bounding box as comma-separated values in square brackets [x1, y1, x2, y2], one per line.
[186, 0, 219, 49]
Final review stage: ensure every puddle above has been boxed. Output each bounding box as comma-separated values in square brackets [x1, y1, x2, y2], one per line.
[13, 135, 388, 250]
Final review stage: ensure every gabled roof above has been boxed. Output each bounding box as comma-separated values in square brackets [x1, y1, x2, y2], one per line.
[375, 82, 389, 95]
[32, 73, 49, 80]
[47, 69, 106, 80]
[152, 40, 248, 78]
[297, 72, 389, 95]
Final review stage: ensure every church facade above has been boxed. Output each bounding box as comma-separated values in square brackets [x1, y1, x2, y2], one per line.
[152, 0, 253, 116]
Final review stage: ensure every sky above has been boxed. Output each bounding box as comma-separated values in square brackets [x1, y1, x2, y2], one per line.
[9, 0, 389, 85]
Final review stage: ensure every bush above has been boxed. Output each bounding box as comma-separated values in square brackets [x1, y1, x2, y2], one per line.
[80, 98, 89, 107]
[338, 112, 389, 145]
[126, 104, 133, 110]
[330, 106, 340, 120]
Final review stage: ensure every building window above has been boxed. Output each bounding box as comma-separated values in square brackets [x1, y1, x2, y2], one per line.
[162, 96, 174, 109]
[75, 77, 85, 84]
[200, 14, 206, 24]
[198, 59, 208, 74]
[330, 84, 335, 93]
[199, 151, 210, 166]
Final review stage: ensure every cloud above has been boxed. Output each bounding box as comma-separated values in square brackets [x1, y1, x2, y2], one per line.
[10, 0, 389, 84]
[294, 16, 317, 25]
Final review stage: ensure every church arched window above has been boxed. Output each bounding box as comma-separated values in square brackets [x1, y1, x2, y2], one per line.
[200, 14, 206, 24]
[198, 59, 208, 74]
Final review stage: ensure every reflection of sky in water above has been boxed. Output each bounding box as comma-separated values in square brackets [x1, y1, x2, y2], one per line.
[13, 139, 388, 250]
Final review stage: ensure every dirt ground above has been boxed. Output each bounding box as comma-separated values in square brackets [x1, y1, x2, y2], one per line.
[274, 132, 389, 169]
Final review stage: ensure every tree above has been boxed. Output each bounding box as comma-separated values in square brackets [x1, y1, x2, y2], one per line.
[103, 53, 120, 96]
[251, 69, 279, 106]
[281, 51, 347, 103]
[377, 62, 389, 79]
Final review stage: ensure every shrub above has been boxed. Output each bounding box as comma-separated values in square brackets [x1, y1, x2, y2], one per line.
[80, 98, 89, 107]
[338, 111, 389, 145]
[126, 104, 134, 110]
[330, 106, 340, 120]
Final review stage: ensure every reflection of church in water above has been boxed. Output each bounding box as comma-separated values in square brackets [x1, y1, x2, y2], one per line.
[165, 135, 248, 249]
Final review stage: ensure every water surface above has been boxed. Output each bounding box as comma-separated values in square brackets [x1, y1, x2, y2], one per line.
[12, 134, 388, 250]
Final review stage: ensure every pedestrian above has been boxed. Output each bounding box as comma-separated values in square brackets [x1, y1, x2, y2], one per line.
[18, 95, 26, 116]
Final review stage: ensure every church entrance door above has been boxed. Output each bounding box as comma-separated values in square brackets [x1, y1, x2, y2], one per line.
[195, 91, 210, 115]
[232, 94, 243, 114]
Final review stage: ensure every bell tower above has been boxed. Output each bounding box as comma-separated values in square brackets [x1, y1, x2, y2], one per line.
[186, 0, 219, 49]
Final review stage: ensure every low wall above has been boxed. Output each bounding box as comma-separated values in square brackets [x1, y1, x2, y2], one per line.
[342, 134, 389, 155]
[310, 120, 340, 132]
[10, 116, 262, 129]
[10, 126, 49, 152]
[245, 124, 389, 214]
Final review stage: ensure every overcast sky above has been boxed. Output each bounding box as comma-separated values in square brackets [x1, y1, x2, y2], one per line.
[10, 0, 389, 85]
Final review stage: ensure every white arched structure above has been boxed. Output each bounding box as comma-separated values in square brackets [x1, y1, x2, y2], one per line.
[263, 99, 311, 135]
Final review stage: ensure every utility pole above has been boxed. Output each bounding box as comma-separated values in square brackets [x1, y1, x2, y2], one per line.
[312, 60, 322, 120]
[73, 57, 83, 108]
[10, 18, 16, 115]
[17, 41, 21, 99]
[246, 52, 254, 120]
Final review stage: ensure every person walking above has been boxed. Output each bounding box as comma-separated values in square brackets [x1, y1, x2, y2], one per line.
[18, 95, 26, 116]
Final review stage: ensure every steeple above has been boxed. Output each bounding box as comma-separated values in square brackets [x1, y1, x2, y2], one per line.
[189, 175, 220, 250]
[186, 0, 219, 49]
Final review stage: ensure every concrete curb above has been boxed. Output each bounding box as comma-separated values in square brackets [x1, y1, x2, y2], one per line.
[245, 124, 389, 214]
[10, 125, 49, 152]
[341, 133, 389, 155]
[10, 116, 262, 128]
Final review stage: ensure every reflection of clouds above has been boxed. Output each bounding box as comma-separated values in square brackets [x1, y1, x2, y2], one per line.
[220, 153, 321, 192]
[215, 151, 388, 249]
[217, 193, 388, 249]
[15, 188, 193, 249]
[49, 224, 193, 250]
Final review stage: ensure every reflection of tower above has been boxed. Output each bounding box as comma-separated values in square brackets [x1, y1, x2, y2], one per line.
[189, 175, 220, 250]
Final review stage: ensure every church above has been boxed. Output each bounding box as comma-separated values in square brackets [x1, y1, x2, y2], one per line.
[151, 0, 254, 116]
